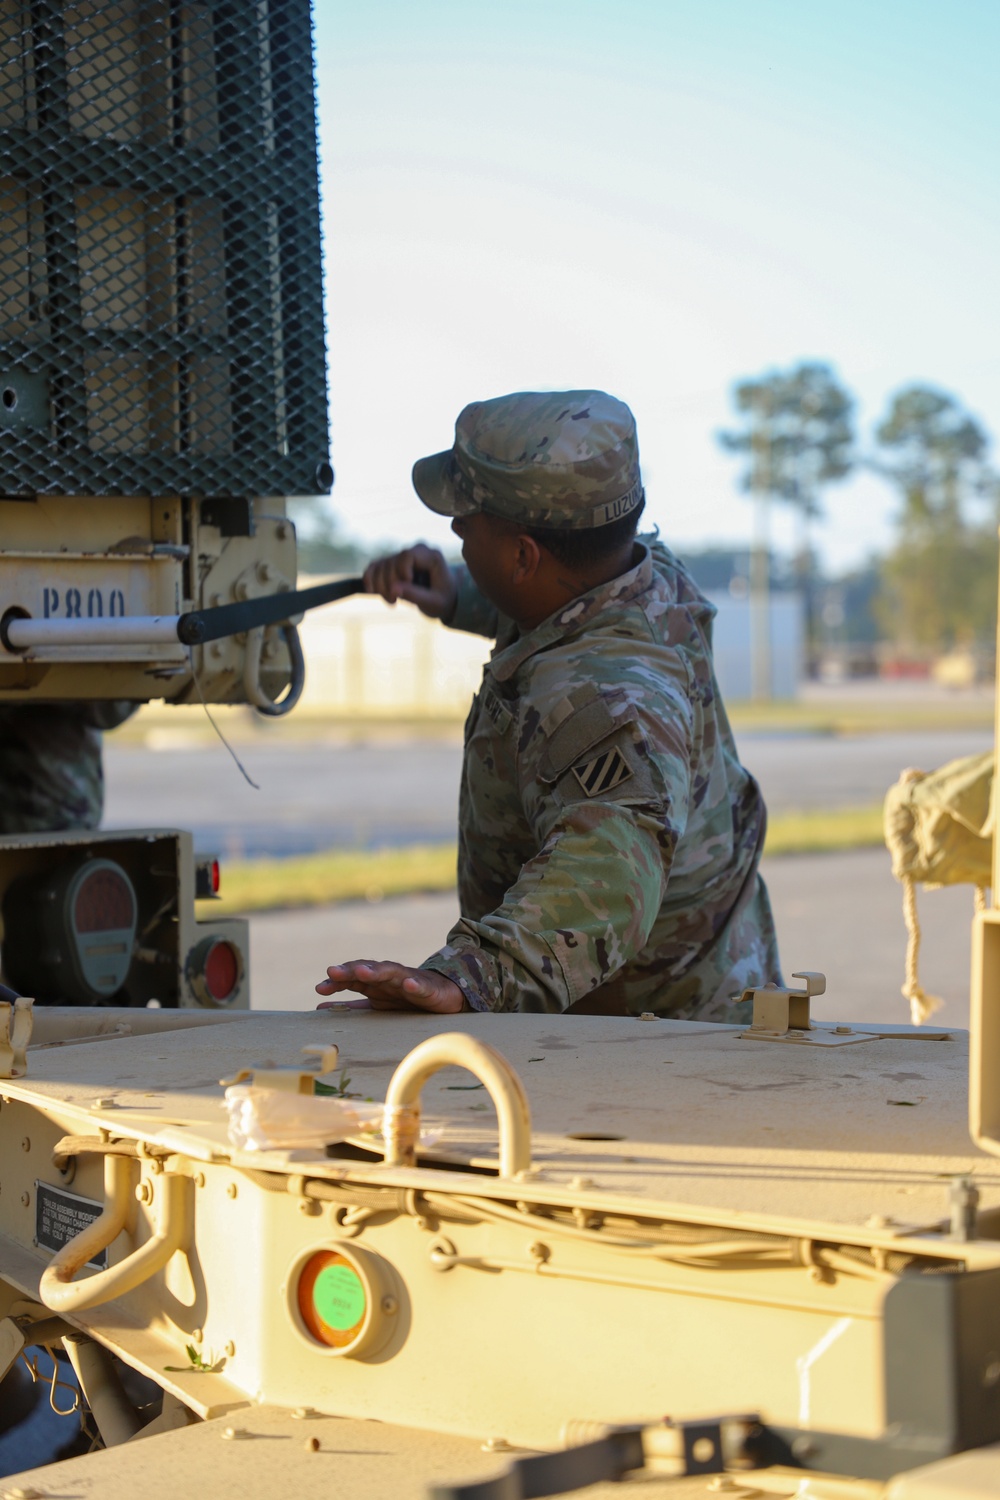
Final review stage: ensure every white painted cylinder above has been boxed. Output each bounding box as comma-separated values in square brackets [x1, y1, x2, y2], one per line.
[4, 615, 181, 648]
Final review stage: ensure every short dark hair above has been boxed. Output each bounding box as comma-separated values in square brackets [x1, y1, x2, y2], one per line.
[523, 498, 645, 571]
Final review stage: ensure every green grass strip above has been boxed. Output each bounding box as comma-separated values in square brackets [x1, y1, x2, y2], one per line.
[210, 841, 458, 916]
[208, 803, 887, 916]
[121, 695, 994, 748]
[764, 803, 885, 857]
[728, 701, 993, 736]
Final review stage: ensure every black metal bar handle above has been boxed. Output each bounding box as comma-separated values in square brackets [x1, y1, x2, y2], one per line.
[176, 566, 434, 646]
[177, 576, 364, 646]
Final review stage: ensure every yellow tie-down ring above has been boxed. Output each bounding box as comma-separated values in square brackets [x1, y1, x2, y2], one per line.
[39, 1155, 190, 1315]
[382, 1031, 533, 1179]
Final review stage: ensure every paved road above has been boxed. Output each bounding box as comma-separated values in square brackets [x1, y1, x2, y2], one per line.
[250, 847, 976, 1031]
[105, 739, 463, 857]
[104, 728, 991, 858]
[744, 729, 991, 812]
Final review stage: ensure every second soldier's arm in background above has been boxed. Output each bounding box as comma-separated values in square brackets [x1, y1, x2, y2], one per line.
[0, 701, 138, 836]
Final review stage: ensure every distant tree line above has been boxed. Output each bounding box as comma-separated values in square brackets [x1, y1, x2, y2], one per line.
[293, 366, 999, 667]
[286, 498, 371, 575]
[717, 363, 1000, 664]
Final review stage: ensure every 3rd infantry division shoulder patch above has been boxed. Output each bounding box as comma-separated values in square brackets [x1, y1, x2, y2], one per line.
[571, 745, 633, 797]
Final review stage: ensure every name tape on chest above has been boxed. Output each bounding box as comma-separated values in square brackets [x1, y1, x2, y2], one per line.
[481, 687, 513, 735]
[571, 744, 634, 797]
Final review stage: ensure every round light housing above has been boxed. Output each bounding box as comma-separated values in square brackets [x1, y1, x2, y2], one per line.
[1, 856, 137, 1003]
[67, 860, 136, 997]
[285, 1242, 398, 1359]
[186, 935, 244, 1007]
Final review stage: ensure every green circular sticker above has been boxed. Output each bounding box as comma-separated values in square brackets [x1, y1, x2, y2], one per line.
[313, 1262, 366, 1332]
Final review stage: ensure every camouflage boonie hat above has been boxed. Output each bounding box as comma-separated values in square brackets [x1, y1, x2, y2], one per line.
[412, 389, 643, 531]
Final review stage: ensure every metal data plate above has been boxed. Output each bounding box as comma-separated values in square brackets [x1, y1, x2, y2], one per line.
[0, 553, 184, 663]
[35, 1180, 108, 1269]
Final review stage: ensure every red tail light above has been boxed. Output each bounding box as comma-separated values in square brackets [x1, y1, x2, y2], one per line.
[204, 939, 239, 1001]
[186, 934, 244, 1007]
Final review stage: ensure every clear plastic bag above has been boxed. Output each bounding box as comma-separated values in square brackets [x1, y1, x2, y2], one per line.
[224, 1083, 384, 1152]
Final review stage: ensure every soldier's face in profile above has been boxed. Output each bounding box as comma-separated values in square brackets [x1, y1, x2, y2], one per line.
[451, 512, 525, 616]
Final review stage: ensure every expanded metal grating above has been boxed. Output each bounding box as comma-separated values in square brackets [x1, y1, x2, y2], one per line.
[0, 0, 331, 501]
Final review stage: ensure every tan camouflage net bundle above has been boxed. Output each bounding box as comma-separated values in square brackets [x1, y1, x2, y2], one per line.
[884, 751, 993, 1024]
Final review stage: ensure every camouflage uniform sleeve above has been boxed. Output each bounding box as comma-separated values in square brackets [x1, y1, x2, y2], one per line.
[0, 704, 106, 834]
[423, 691, 694, 1012]
[442, 565, 498, 639]
[80, 700, 140, 732]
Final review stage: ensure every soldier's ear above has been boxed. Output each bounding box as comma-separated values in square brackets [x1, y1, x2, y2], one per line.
[511, 532, 543, 585]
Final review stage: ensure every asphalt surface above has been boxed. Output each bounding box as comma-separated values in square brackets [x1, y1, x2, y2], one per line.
[104, 738, 465, 857]
[103, 728, 993, 858]
[249, 847, 976, 1031]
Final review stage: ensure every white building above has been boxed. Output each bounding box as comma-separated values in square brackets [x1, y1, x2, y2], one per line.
[294, 579, 804, 717]
[704, 591, 804, 701]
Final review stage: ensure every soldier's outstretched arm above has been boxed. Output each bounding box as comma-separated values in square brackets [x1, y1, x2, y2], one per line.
[419, 690, 693, 1011]
[316, 960, 466, 1013]
[363, 544, 498, 638]
[364, 543, 457, 617]
[419, 798, 676, 1012]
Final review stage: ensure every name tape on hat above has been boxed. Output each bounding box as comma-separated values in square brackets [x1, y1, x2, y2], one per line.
[592, 477, 644, 528]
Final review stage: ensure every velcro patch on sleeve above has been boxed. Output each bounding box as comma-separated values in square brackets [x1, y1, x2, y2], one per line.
[571, 744, 634, 797]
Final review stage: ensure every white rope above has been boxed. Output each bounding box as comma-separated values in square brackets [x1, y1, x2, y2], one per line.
[900, 876, 944, 1026]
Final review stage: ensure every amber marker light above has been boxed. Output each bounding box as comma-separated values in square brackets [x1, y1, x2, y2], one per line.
[297, 1250, 368, 1348]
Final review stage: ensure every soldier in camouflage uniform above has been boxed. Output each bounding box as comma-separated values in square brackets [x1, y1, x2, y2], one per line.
[0, 702, 136, 834]
[317, 390, 782, 1019]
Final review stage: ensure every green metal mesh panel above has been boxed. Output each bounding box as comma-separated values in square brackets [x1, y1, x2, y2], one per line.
[0, 0, 331, 499]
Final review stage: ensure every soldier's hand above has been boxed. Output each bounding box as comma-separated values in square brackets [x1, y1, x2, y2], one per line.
[363, 544, 457, 620]
[316, 960, 467, 1013]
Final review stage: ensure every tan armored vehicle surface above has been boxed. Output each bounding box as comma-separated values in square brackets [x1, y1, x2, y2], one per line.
[2, 968, 1000, 1498]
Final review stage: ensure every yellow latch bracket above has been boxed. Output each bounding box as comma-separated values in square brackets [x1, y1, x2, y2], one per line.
[738, 971, 866, 1046]
[220, 1043, 340, 1094]
[737, 972, 950, 1047]
[0, 996, 34, 1078]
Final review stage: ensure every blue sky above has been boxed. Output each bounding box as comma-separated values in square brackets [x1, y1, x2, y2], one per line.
[311, 1, 1000, 571]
